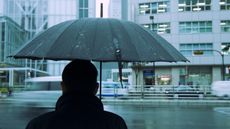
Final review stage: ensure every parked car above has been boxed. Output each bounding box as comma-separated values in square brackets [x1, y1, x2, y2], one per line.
[164, 85, 202, 97]
[211, 81, 230, 98]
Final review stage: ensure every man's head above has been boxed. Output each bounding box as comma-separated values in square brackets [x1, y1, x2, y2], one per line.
[61, 60, 98, 94]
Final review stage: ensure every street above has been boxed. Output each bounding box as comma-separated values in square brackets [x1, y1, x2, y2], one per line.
[0, 98, 230, 129]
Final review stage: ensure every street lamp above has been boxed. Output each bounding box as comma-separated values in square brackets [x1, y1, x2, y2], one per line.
[212, 50, 225, 81]
[194, 46, 230, 81]
[149, 16, 154, 31]
[149, 15, 155, 85]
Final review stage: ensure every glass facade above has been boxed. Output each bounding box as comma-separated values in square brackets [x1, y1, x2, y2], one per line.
[0, 0, 79, 87]
[4, 0, 48, 38]
[0, 16, 30, 87]
[187, 66, 212, 85]
[143, 22, 171, 34]
[179, 43, 213, 56]
[220, 20, 230, 32]
[179, 21, 212, 33]
[178, 0, 211, 12]
[79, 0, 88, 18]
[139, 1, 170, 14]
[0, 16, 28, 64]
[220, 0, 230, 10]
[179, 66, 212, 85]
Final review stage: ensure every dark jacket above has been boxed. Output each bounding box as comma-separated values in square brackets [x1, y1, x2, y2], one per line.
[25, 93, 127, 129]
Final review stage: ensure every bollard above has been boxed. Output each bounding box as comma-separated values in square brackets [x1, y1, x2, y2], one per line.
[174, 94, 178, 99]
[199, 94, 204, 99]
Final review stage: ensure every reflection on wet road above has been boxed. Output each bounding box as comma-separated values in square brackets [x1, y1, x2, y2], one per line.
[105, 104, 230, 129]
[0, 99, 230, 129]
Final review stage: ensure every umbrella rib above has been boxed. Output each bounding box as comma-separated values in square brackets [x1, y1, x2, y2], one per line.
[49, 20, 77, 58]
[151, 32, 187, 62]
[107, 19, 140, 61]
[91, 19, 98, 60]
[119, 20, 140, 61]
[131, 23, 177, 62]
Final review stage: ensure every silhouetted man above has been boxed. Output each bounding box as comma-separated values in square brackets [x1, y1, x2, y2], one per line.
[26, 60, 127, 129]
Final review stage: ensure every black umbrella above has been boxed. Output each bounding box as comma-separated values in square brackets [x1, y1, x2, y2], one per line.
[11, 18, 189, 98]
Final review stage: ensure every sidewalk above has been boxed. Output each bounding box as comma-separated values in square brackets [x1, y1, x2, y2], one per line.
[102, 98, 230, 106]
[1, 94, 230, 106]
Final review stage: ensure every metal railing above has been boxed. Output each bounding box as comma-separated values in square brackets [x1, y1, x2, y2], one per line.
[114, 85, 213, 99]
[3, 84, 215, 100]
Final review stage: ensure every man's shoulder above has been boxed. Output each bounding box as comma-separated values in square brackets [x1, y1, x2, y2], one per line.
[103, 111, 123, 119]
[102, 111, 127, 129]
[102, 111, 126, 123]
[32, 111, 56, 121]
[26, 111, 56, 129]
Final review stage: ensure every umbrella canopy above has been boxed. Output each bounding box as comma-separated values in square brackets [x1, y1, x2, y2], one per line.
[11, 18, 188, 62]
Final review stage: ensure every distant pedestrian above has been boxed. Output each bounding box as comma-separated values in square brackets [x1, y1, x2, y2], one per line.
[25, 60, 127, 129]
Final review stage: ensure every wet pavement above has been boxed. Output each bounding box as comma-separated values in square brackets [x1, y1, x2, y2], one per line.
[0, 99, 230, 129]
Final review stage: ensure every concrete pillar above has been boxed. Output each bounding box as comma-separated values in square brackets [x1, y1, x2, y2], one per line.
[131, 69, 136, 85]
[9, 70, 14, 87]
[138, 69, 144, 85]
[132, 68, 143, 86]
[172, 67, 180, 85]
[212, 66, 221, 82]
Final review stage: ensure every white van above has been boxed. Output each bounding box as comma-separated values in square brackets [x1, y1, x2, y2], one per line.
[211, 81, 230, 97]
[26, 76, 128, 97]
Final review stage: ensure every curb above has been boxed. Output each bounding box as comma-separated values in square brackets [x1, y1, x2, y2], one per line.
[102, 99, 230, 106]
[1, 97, 230, 106]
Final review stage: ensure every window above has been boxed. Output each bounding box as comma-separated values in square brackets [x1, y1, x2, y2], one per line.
[220, 20, 230, 32]
[178, 0, 211, 12]
[179, 21, 212, 33]
[143, 23, 171, 34]
[1, 22, 5, 42]
[221, 42, 230, 55]
[79, 0, 88, 18]
[139, 1, 170, 14]
[139, 3, 150, 14]
[179, 43, 213, 56]
[220, 0, 230, 10]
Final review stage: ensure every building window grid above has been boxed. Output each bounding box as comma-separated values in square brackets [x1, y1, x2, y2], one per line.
[178, 0, 211, 12]
[221, 20, 230, 32]
[5, 0, 49, 37]
[180, 43, 213, 56]
[179, 21, 212, 33]
[139, 1, 170, 15]
[220, 0, 230, 10]
[143, 23, 171, 34]
[0, 18, 29, 63]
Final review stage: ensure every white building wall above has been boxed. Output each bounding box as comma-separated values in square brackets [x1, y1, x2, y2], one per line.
[48, 0, 76, 27]
[88, 0, 96, 18]
[109, 0, 122, 19]
[0, 0, 3, 16]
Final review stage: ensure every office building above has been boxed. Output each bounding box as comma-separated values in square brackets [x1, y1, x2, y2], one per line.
[128, 0, 230, 86]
